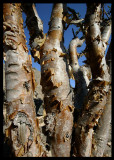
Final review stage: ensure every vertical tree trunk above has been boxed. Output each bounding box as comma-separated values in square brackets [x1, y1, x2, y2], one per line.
[74, 3, 111, 157]
[40, 3, 74, 157]
[91, 90, 111, 157]
[3, 3, 46, 157]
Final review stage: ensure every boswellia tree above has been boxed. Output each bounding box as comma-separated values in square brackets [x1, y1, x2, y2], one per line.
[3, 3, 112, 157]
[3, 3, 46, 157]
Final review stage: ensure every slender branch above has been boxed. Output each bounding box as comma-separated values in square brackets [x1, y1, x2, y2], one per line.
[69, 38, 82, 74]
[21, 3, 44, 41]
[101, 20, 111, 44]
[67, 7, 85, 33]
[103, 8, 110, 19]
[70, 19, 84, 24]
[21, 3, 45, 62]
[69, 37, 91, 112]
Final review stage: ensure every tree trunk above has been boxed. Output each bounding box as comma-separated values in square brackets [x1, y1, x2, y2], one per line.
[3, 3, 46, 157]
[74, 3, 111, 157]
[91, 90, 111, 157]
[40, 3, 74, 157]
[3, 3, 111, 157]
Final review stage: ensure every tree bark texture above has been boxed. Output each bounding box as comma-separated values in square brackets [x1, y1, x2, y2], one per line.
[3, 3, 46, 157]
[69, 38, 91, 110]
[74, 3, 111, 157]
[3, 3, 111, 157]
[21, 3, 45, 62]
[40, 3, 74, 157]
[91, 90, 111, 157]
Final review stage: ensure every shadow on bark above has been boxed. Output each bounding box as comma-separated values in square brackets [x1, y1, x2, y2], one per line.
[34, 98, 43, 116]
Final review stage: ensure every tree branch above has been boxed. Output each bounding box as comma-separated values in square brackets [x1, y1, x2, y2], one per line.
[21, 3, 45, 62]
[101, 20, 111, 44]
[69, 37, 91, 110]
[67, 7, 85, 33]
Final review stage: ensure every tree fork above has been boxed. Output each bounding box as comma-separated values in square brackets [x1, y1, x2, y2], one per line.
[3, 3, 46, 157]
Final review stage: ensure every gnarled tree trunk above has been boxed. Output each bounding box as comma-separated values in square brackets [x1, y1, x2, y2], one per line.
[40, 3, 74, 157]
[3, 3, 111, 157]
[3, 3, 46, 157]
[21, 3, 74, 157]
[74, 3, 111, 157]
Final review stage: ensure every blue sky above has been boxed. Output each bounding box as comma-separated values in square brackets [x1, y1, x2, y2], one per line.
[22, 3, 111, 88]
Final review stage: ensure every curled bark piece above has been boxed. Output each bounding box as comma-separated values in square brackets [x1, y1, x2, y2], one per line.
[3, 3, 46, 157]
[40, 3, 74, 157]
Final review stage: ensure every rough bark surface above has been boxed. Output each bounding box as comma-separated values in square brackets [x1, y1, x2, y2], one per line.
[91, 90, 111, 157]
[21, 3, 45, 62]
[40, 3, 74, 157]
[74, 3, 111, 157]
[69, 38, 91, 110]
[3, 3, 112, 157]
[3, 3, 46, 157]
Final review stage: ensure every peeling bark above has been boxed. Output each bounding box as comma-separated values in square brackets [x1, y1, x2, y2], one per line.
[3, 3, 46, 157]
[85, 4, 110, 84]
[91, 90, 111, 157]
[40, 3, 74, 157]
[22, 3, 74, 157]
[69, 38, 91, 110]
[75, 82, 107, 156]
[3, 3, 111, 157]
[74, 3, 111, 157]
[21, 3, 45, 62]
